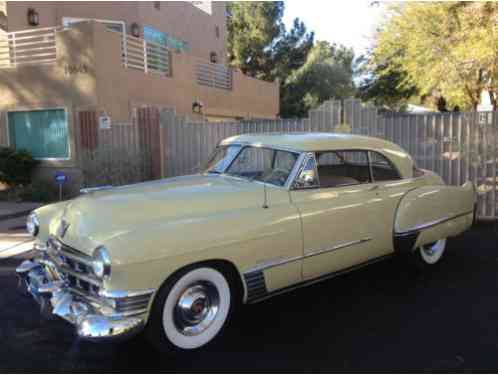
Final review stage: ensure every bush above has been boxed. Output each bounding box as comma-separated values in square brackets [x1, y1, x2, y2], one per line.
[0, 147, 39, 186]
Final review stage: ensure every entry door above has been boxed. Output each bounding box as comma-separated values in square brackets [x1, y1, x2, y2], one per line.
[290, 151, 392, 280]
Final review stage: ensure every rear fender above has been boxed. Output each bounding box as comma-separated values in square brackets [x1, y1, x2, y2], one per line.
[393, 182, 476, 253]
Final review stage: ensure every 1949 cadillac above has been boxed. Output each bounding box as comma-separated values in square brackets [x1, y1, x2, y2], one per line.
[17, 133, 476, 352]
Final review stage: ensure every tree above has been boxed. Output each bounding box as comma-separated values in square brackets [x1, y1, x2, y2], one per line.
[281, 41, 356, 117]
[227, 2, 284, 80]
[365, 2, 497, 110]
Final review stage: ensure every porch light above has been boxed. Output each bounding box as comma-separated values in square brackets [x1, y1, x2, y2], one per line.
[210, 52, 218, 64]
[27, 8, 39, 27]
[130, 22, 140, 38]
[192, 101, 203, 114]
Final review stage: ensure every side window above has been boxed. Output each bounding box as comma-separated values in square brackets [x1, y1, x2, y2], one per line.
[369, 151, 401, 181]
[293, 155, 319, 189]
[316, 150, 371, 188]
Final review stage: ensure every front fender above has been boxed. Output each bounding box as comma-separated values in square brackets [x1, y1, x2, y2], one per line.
[393, 182, 476, 252]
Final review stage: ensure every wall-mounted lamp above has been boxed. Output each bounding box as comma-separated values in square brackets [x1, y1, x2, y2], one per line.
[27, 8, 39, 27]
[192, 100, 204, 114]
[130, 22, 140, 38]
[210, 51, 218, 64]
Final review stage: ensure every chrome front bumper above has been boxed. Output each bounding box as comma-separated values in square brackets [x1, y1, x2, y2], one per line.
[16, 256, 149, 342]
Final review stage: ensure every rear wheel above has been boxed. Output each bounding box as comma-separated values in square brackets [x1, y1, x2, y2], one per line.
[412, 238, 447, 268]
[146, 266, 233, 352]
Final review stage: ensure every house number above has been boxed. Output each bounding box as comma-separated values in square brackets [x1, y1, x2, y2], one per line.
[65, 64, 89, 75]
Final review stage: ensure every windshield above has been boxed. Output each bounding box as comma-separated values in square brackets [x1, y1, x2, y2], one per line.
[204, 145, 242, 174]
[226, 146, 298, 186]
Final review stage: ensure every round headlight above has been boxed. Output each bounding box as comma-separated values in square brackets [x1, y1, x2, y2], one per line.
[26, 212, 39, 236]
[92, 246, 111, 279]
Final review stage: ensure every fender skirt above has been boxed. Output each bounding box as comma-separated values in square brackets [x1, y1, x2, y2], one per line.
[393, 182, 476, 254]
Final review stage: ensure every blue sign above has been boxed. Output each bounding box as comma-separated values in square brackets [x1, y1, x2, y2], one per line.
[54, 171, 68, 185]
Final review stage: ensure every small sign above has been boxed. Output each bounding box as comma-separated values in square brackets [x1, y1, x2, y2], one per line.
[54, 171, 68, 185]
[99, 115, 111, 129]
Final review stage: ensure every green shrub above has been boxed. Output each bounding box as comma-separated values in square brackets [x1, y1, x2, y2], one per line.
[0, 147, 39, 186]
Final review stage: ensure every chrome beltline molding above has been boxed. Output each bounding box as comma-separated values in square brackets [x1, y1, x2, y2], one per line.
[245, 237, 372, 274]
[395, 210, 474, 236]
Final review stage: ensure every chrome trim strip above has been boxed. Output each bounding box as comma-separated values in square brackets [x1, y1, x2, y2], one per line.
[245, 238, 372, 274]
[99, 288, 156, 299]
[248, 254, 393, 304]
[304, 238, 372, 259]
[395, 210, 474, 236]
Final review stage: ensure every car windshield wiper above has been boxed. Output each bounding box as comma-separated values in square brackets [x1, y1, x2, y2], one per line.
[207, 170, 222, 175]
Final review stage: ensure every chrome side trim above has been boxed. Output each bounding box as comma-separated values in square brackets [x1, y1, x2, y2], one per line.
[248, 254, 393, 304]
[80, 185, 114, 194]
[245, 238, 372, 274]
[395, 210, 474, 236]
[304, 238, 372, 259]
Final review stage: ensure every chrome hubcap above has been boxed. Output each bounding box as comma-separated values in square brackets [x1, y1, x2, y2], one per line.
[174, 282, 219, 336]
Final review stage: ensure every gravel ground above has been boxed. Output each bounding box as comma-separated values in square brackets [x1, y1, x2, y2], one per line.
[1, 222, 497, 372]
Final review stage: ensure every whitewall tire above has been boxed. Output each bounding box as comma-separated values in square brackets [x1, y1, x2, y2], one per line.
[146, 266, 233, 352]
[416, 238, 447, 266]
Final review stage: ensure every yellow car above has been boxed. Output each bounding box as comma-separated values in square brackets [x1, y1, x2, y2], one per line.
[17, 133, 476, 352]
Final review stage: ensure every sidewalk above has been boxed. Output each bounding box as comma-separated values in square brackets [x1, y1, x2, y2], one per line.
[0, 202, 42, 259]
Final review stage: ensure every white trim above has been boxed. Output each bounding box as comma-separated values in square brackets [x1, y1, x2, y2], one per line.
[6, 107, 71, 161]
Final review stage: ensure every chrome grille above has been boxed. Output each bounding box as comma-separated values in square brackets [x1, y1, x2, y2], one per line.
[46, 237, 101, 296]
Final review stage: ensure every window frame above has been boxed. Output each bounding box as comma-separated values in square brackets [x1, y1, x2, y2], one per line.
[216, 144, 302, 188]
[314, 149, 373, 189]
[291, 148, 404, 191]
[368, 150, 402, 182]
[6, 107, 71, 161]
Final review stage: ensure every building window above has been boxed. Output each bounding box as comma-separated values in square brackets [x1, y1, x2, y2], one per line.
[144, 25, 189, 53]
[8, 109, 69, 159]
[215, 25, 220, 39]
[153, 1, 161, 10]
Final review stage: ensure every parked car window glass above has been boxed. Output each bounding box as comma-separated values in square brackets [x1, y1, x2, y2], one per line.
[204, 145, 241, 174]
[7, 109, 69, 159]
[293, 155, 319, 189]
[369, 151, 401, 181]
[226, 147, 298, 186]
[316, 150, 370, 188]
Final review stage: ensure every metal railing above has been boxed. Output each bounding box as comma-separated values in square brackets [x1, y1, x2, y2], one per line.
[0, 27, 58, 68]
[122, 34, 171, 76]
[196, 61, 233, 90]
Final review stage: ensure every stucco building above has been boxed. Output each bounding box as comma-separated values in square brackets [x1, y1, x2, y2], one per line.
[0, 1, 279, 191]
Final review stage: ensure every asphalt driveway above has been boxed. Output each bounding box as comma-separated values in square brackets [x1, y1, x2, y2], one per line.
[1, 223, 498, 372]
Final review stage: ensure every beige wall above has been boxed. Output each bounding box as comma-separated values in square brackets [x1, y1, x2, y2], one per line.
[91, 22, 278, 122]
[0, 22, 98, 171]
[5, 1, 227, 63]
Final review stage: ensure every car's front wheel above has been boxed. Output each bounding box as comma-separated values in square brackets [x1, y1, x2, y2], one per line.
[413, 238, 447, 267]
[146, 266, 233, 352]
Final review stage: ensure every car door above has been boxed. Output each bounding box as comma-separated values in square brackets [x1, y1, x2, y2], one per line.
[290, 150, 393, 280]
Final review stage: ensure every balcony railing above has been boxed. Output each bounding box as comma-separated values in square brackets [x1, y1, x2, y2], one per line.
[122, 34, 171, 76]
[0, 27, 58, 68]
[196, 61, 233, 90]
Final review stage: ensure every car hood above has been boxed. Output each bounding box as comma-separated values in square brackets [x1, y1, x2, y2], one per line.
[50, 174, 264, 256]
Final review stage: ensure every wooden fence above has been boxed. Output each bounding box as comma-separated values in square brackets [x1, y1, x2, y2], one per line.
[76, 108, 161, 188]
[161, 99, 497, 220]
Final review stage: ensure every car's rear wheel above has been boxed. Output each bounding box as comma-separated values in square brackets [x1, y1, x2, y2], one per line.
[146, 266, 233, 352]
[413, 238, 447, 267]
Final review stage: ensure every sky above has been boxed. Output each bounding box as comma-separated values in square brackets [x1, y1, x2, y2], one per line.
[282, 0, 387, 57]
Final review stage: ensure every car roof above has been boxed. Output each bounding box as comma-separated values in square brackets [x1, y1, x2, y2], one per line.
[220, 132, 414, 178]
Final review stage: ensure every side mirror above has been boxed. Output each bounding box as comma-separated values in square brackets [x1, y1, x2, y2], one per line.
[293, 170, 317, 189]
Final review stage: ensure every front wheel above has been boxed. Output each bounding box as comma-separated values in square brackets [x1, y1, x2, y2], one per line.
[146, 266, 232, 352]
[412, 238, 447, 268]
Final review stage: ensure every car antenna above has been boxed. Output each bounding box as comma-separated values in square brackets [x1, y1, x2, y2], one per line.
[262, 177, 269, 209]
